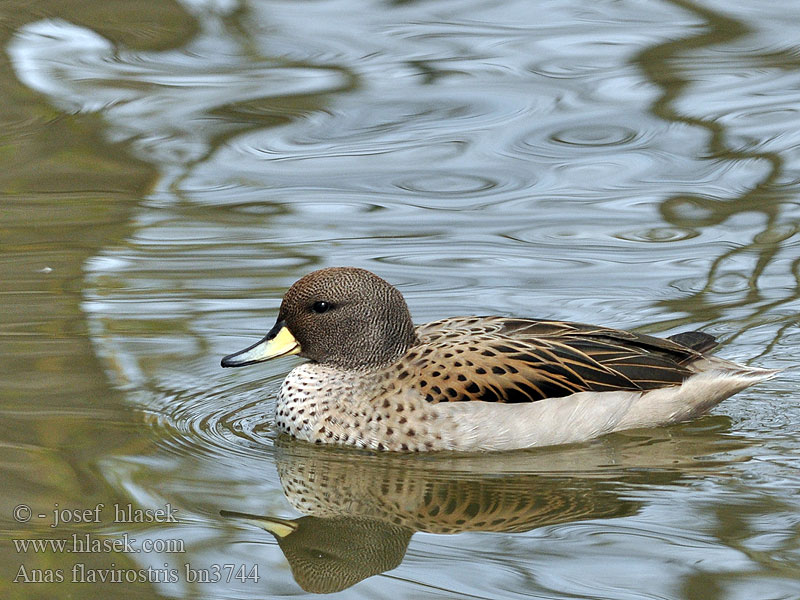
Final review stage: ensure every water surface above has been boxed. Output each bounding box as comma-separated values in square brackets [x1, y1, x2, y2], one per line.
[1, 0, 799, 598]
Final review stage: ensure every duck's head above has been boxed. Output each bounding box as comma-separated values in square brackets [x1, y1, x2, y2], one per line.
[221, 267, 417, 370]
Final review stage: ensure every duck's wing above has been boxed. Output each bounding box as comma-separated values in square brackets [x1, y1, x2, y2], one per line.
[408, 317, 714, 403]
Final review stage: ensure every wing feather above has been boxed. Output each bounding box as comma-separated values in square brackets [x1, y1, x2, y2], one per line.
[409, 317, 709, 403]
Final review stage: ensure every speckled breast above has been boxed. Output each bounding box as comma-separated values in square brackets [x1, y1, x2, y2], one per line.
[274, 362, 459, 451]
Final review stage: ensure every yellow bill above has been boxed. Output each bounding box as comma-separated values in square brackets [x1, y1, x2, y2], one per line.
[221, 321, 300, 367]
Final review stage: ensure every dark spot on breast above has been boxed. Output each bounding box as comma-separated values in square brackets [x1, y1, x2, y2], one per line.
[419, 380, 428, 387]
[383, 399, 391, 408]
[377, 443, 386, 451]
[492, 366, 506, 374]
[466, 382, 480, 394]
[481, 350, 495, 357]
[475, 367, 487, 375]
[432, 371, 441, 377]
[431, 386, 441, 394]
[446, 388, 458, 398]
[386, 427, 394, 436]
[399, 370, 410, 380]
[396, 404, 404, 412]
[400, 443, 409, 451]
[457, 374, 467, 381]
[407, 429, 416, 437]
[399, 416, 407, 424]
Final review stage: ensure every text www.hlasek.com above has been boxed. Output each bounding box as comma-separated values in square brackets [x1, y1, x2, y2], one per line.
[14, 534, 184, 555]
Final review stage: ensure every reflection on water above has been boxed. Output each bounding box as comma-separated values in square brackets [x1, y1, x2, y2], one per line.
[2, 0, 800, 598]
[633, 0, 800, 350]
[220, 429, 750, 593]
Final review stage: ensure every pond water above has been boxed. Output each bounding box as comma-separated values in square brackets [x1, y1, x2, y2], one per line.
[1, 0, 799, 598]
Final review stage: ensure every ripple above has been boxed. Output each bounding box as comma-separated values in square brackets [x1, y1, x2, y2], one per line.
[660, 195, 726, 227]
[151, 383, 280, 463]
[394, 172, 500, 196]
[615, 227, 700, 243]
[708, 272, 751, 294]
[550, 124, 638, 147]
[223, 93, 531, 169]
[753, 223, 798, 244]
[507, 112, 659, 165]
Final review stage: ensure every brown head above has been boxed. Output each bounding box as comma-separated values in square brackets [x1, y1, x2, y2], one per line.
[221, 267, 418, 370]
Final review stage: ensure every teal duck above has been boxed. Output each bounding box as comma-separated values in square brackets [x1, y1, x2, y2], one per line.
[221, 267, 777, 452]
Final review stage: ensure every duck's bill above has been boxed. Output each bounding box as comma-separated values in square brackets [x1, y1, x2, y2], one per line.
[219, 510, 298, 538]
[220, 321, 300, 367]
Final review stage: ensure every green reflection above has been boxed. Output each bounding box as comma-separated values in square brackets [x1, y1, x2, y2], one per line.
[0, 2, 196, 599]
[634, 0, 800, 348]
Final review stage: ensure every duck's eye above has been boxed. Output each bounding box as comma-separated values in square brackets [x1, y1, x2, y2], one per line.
[311, 301, 331, 314]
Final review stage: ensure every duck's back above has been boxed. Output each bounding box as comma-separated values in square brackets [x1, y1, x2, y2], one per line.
[405, 317, 715, 404]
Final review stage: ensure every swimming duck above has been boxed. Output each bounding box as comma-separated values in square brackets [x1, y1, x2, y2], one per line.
[221, 267, 777, 452]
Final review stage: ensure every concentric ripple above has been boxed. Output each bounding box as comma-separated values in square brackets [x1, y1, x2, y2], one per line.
[144, 378, 281, 463]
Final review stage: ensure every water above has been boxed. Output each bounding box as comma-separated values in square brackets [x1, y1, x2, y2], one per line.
[1, 0, 799, 598]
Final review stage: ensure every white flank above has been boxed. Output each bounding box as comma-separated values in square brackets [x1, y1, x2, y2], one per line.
[437, 364, 779, 451]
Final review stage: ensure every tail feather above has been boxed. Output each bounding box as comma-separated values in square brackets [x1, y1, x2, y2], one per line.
[668, 330, 718, 354]
[730, 366, 781, 382]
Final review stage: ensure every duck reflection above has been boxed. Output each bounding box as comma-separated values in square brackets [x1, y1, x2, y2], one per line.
[221, 428, 748, 593]
[219, 512, 412, 593]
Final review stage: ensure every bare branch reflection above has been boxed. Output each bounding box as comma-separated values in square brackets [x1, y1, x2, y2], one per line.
[634, 0, 800, 354]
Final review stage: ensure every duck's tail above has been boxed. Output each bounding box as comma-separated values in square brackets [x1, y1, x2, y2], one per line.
[667, 330, 718, 353]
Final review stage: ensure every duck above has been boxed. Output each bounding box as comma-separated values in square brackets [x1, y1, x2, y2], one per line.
[221, 267, 777, 452]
